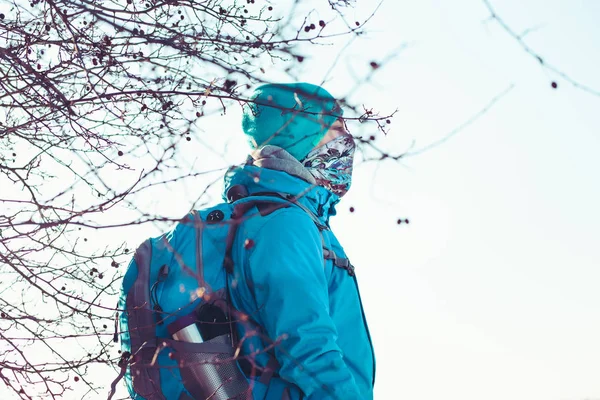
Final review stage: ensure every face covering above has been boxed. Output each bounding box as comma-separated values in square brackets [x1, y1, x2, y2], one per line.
[302, 135, 356, 197]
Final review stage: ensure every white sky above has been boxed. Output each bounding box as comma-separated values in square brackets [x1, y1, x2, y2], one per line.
[3, 0, 600, 399]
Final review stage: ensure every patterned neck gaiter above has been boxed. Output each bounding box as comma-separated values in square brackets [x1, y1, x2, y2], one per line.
[302, 135, 356, 197]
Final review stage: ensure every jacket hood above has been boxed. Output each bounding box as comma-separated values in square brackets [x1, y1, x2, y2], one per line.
[222, 146, 340, 221]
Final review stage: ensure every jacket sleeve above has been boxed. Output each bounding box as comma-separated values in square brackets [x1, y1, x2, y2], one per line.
[244, 208, 361, 399]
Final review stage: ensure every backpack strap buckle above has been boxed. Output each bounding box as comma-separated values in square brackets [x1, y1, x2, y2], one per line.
[335, 257, 355, 277]
[323, 248, 355, 276]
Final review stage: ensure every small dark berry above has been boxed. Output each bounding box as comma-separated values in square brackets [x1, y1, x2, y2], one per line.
[551, 81, 558, 89]
[355, 21, 360, 26]
[74, 376, 79, 382]
[349, 207, 355, 213]
[310, 23, 315, 30]
[118, 150, 124, 156]
[369, 135, 375, 141]
[0, 13, 5, 20]
[244, 239, 255, 249]
[186, 137, 191, 141]
[304, 26, 310, 33]
[268, 6, 273, 11]
[319, 20, 325, 27]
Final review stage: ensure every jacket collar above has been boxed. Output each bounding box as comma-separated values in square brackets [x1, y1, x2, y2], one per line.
[222, 146, 340, 222]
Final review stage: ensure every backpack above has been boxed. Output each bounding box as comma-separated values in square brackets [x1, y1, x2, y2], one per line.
[113, 191, 309, 400]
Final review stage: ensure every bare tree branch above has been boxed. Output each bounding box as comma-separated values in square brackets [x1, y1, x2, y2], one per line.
[483, 0, 600, 97]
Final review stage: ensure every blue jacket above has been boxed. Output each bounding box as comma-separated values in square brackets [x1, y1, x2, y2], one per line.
[223, 158, 376, 399]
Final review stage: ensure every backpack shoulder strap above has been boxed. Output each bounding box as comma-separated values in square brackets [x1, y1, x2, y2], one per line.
[248, 191, 328, 231]
[222, 197, 291, 274]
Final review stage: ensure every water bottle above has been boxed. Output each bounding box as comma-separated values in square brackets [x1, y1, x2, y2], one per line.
[167, 305, 251, 400]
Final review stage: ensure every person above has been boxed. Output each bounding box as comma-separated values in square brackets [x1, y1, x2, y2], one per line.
[223, 82, 376, 400]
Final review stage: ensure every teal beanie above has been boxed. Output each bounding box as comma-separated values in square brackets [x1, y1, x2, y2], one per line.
[242, 82, 342, 161]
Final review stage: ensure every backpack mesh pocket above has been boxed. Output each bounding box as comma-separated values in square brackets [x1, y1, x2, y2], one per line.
[173, 334, 251, 400]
